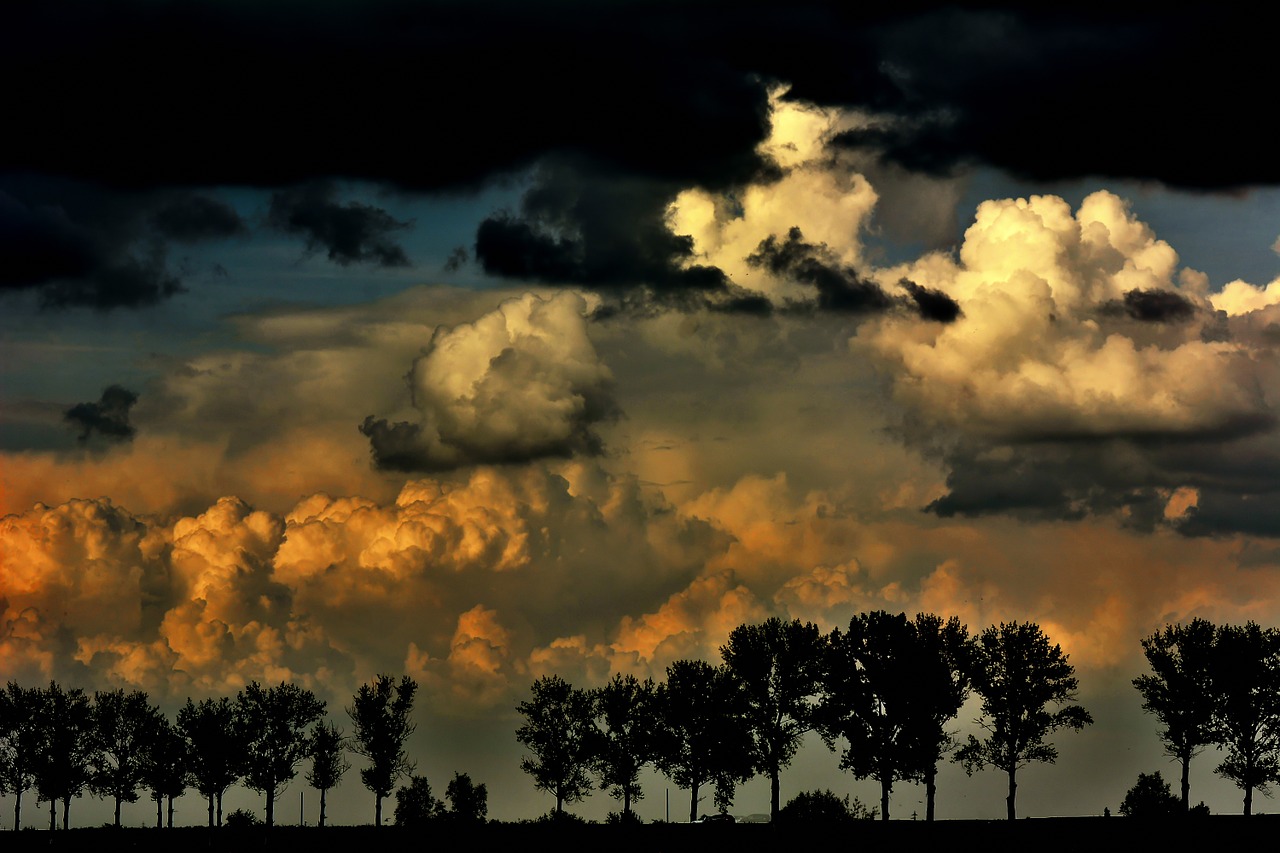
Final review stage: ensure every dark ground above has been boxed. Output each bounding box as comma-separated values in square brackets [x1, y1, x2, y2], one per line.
[3, 818, 1276, 852]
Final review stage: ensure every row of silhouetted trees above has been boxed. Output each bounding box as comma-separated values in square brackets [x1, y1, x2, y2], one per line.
[0, 674, 426, 831]
[515, 613, 1280, 822]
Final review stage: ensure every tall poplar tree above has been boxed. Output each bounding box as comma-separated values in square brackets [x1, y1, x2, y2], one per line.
[348, 674, 417, 827]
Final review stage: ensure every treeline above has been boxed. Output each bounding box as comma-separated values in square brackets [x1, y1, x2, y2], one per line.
[515, 614, 1280, 823]
[0, 674, 457, 831]
[4, 615, 1278, 829]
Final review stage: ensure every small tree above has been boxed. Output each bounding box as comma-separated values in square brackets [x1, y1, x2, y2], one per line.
[1133, 618, 1218, 813]
[1119, 771, 1180, 817]
[515, 675, 596, 816]
[139, 717, 189, 829]
[721, 617, 825, 822]
[347, 674, 418, 827]
[955, 621, 1093, 821]
[777, 789, 877, 825]
[444, 771, 488, 822]
[1210, 621, 1280, 815]
[177, 696, 243, 827]
[236, 681, 326, 827]
[306, 721, 350, 828]
[89, 688, 163, 827]
[0, 682, 44, 832]
[591, 673, 659, 820]
[394, 774, 443, 825]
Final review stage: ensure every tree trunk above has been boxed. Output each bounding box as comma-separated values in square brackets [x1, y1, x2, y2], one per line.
[880, 777, 891, 821]
[689, 780, 699, 822]
[156, 797, 163, 828]
[216, 791, 223, 827]
[61, 798, 69, 831]
[375, 793, 382, 826]
[925, 765, 937, 821]
[1180, 753, 1191, 814]
[1244, 783, 1253, 817]
[48, 798, 54, 831]
[770, 767, 781, 823]
[115, 793, 122, 827]
[167, 795, 174, 828]
[13, 789, 21, 831]
[207, 794, 214, 827]
[1006, 768, 1017, 821]
[622, 787, 631, 819]
[266, 787, 275, 828]
[319, 788, 327, 828]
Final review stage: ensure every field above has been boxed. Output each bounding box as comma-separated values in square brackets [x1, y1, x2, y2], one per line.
[3, 817, 1277, 852]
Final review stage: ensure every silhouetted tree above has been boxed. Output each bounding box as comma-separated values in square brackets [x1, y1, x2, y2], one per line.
[777, 789, 877, 825]
[1133, 618, 1218, 813]
[307, 720, 350, 828]
[444, 771, 488, 822]
[140, 717, 189, 829]
[1119, 770, 1180, 817]
[89, 688, 163, 827]
[393, 774, 443, 825]
[177, 696, 243, 827]
[236, 681, 326, 827]
[820, 611, 927, 821]
[348, 674, 417, 827]
[590, 673, 659, 820]
[907, 613, 972, 821]
[515, 674, 596, 816]
[653, 659, 754, 821]
[955, 621, 1093, 821]
[721, 617, 825, 822]
[1210, 621, 1280, 815]
[0, 682, 44, 831]
[33, 681, 95, 830]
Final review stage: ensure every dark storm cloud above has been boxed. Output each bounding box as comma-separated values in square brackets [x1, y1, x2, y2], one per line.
[744, 228, 961, 319]
[473, 162, 731, 298]
[358, 413, 607, 473]
[4, 2, 1273, 310]
[150, 194, 247, 243]
[900, 278, 962, 323]
[6, 3, 1273, 193]
[0, 180, 247, 309]
[268, 183, 410, 268]
[64, 385, 138, 443]
[747, 227, 893, 313]
[922, 414, 1280, 537]
[1099, 289, 1197, 323]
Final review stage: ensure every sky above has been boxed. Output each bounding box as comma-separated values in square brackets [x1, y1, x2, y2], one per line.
[2, 0, 1280, 827]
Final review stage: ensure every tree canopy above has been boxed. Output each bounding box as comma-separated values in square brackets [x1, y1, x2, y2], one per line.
[1133, 618, 1219, 813]
[236, 681, 326, 827]
[348, 674, 418, 827]
[653, 659, 754, 821]
[721, 617, 825, 822]
[955, 621, 1093, 821]
[1210, 621, 1280, 815]
[515, 675, 596, 816]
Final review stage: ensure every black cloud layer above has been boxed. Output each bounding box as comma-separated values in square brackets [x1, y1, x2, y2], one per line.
[4, 2, 1272, 309]
[5, 2, 1271, 192]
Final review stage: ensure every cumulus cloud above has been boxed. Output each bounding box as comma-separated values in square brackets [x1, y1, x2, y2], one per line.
[361, 291, 620, 472]
[856, 191, 1280, 533]
[0, 461, 730, 709]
